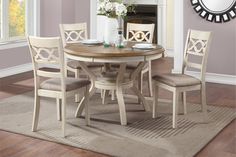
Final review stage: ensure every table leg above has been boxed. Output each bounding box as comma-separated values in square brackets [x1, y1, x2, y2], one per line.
[116, 63, 127, 125]
[75, 87, 96, 118]
[130, 62, 150, 111]
[74, 61, 97, 118]
[131, 86, 150, 111]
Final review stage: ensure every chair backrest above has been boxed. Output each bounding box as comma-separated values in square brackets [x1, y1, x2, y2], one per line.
[59, 23, 88, 47]
[126, 23, 155, 43]
[183, 29, 212, 82]
[27, 36, 65, 90]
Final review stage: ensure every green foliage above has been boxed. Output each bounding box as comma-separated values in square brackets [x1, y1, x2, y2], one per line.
[9, 0, 25, 37]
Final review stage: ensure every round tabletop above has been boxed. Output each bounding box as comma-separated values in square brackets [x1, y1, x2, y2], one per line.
[64, 42, 165, 63]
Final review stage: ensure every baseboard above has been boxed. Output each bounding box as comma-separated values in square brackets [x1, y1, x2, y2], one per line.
[186, 70, 236, 85]
[165, 48, 174, 57]
[0, 63, 33, 78]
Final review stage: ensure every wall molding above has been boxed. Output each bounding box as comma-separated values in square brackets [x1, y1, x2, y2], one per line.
[0, 63, 33, 78]
[173, 0, 184, 73]
[186, 70, 236, 85]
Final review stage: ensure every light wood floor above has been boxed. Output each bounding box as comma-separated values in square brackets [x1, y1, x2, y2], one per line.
[0, 58, 235, 157]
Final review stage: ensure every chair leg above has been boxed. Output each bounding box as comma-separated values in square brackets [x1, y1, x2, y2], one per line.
[65, 69, 68, 77]
[148, 62, 153, 97]
[102, 90, 109, 105]
[152, 85, 159, 118]
[137, 72, 142, 104]
[101, 89, 104, 98]
[32, 94, 40, 132]
[56, 98, 62, 121]
[84, 87, 90, 126]
[173, 90, 179, 129]
[181, 92, 187, 115]
[61, 96, 66, 137]
[201, 84, 208, 122]
[75, 94, 81, 103]
[140, 72, 143, 94]
[74, 69, 80, 102]
[74, 69, 80, 78]
[111, 90, 115, 101]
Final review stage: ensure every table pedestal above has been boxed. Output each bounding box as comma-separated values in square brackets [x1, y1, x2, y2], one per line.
[75, 61, 150, 125]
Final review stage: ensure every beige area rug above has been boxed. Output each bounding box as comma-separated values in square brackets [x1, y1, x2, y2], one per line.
[0, 92, 235, 157]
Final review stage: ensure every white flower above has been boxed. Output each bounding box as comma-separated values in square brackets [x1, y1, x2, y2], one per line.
[105, 2, 113, 11]
[116, 3, 127, 16]
[97, 0, 131, 18]
[97, 1, 106, 14]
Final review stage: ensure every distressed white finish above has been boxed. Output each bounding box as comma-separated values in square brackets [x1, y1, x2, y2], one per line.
[91, 0, 167, 49]
[60, 23, 103, 102]
[152, 29, 212, 128]
[28, 36, 90, 137]
[59, 23, 87, 78]
[65, 51, 163, 126]
[126, 23, 155, 96]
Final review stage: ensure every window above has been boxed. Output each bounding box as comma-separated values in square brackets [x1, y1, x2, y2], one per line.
[0, 0, 39, 46]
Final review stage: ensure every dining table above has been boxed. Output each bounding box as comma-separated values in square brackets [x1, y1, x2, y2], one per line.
[64, 42, 165, 125]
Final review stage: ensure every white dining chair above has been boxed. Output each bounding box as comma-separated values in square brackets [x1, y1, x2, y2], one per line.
[152, 29, 212, 128]
[59, 23, 103, 78]
[109, 23, 155, 100]
[126, 23, 155, 96]
[28, 36, 91, 137]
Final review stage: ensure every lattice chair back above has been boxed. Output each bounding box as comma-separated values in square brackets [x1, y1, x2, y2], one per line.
[183, 29, 212, 82]
[59, 23, 88, 47]
[126, 23, 155, 43]
[28, 36, 65, 89]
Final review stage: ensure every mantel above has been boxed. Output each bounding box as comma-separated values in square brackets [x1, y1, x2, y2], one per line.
[90, 0, 167, 49]
[124, 0, 166, 5]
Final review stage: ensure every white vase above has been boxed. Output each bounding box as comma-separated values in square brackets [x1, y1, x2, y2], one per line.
[104, 17, 118, 45]
[97, 15, 107, 42]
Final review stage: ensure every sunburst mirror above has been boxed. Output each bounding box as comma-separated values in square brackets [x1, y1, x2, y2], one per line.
[191, 0, 236, 23]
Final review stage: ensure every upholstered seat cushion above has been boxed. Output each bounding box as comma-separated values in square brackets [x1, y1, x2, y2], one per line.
[152, 73, 201, 87]
[40, 77, 90, 91]
[67, 60, 103, 69]
[111, 62, 148, 70]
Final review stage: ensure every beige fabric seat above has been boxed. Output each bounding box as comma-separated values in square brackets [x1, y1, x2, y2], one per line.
[152, 74, 200, 87]
[40, 78, 90, 91]
[152, 29, 212, 129]
[28, 36, 91, 137]
[112, 62, 148, 70]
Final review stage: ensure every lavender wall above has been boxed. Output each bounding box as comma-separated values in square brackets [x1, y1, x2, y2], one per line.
[40, 0, 62, 37]
[0, 47, 30, 69]
[0, 0, 89, 70]
[75, 0, 90, 36]
[184, 2, 236, 75]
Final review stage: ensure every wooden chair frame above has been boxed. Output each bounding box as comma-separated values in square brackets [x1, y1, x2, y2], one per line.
[28, 36, 90, 137]
[126, 23, 155, 96]
[152, 29, 212, 128]
[59, 23, 88, 78]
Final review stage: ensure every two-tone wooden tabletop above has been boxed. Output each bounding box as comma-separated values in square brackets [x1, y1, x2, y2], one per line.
[64, 42, 165, 62]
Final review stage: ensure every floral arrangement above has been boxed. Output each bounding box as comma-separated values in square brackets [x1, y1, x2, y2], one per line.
[97, 0, 135, 18]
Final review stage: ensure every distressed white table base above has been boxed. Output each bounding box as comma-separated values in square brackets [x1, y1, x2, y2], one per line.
[75, 61, 150, 125]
